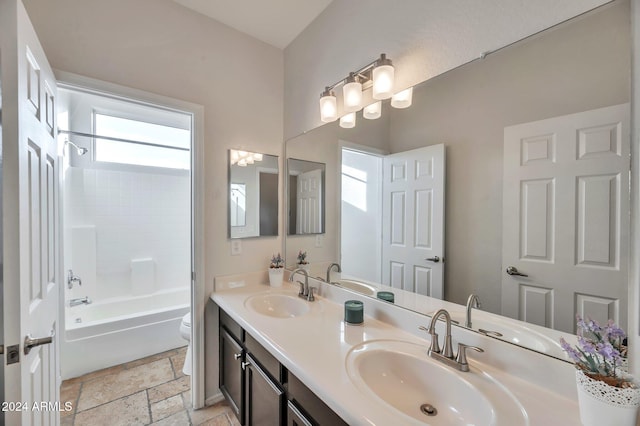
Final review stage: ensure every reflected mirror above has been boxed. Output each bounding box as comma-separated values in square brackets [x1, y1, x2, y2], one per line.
[287, 158, 326, 235]
[228, 150, 279, 239]
[284, 1, 631, 359]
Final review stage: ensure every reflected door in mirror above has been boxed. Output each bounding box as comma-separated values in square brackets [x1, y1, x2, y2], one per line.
[501, 104, 630, 333]
[382, 145, 445, 298]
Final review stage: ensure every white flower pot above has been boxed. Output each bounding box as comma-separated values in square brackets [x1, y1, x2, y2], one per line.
[576, 370, 640, 426]
[268, 268, 284, 287]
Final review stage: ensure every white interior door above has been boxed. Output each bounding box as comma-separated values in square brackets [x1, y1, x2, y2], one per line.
[2, 2, 61, 425]
[296, 169, 323, 234]
[382, 144, 445, 298]
[502, 104, 629, 333]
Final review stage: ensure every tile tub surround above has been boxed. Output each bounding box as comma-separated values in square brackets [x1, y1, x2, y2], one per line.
[60, 347, 239, 426]
[212, 275, 583, 425]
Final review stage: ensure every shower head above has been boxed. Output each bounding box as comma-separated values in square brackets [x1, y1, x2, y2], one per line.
[65, 140, 88, 156]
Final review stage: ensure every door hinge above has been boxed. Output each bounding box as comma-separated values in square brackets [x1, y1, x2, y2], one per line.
[191, 271, 196, 281]
[0, 345, 3, 355]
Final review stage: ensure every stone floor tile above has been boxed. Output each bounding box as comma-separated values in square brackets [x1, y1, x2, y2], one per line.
[149, 375, 191, 403]
[181, 390, 192, 409]
[151, 394, 185, 422]
[229, 411, 241, 426]
[124, 347, 184, 370]
[60, 415, 75, 426]
[63, 364, 125, 386]
[189, 400, 231, 425]
[170, 351, 187, 379]
[150, 410, 190, 426]
[74, 391, 150, 426]
[77, 358, 174, 411]
[60, 381, 81, 417]
[197, 413, 232, 426]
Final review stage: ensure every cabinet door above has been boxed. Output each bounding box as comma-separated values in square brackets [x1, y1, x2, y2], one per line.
[220, 328, 244, 421]
[244, 354, 284, 426]
[287, 401, 314, 426]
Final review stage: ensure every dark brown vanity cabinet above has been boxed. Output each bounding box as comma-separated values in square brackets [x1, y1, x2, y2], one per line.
[219, 308, 284, 426]
[218, 305, 346, 426]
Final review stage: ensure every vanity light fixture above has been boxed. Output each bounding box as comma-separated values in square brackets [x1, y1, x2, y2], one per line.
[372, 54, 394, 100]
[343, 73, 363, 113]
[391, 87, 413, 109]
[319, 88, 338, 122]
[363, 101, 382, 120]
[230, 149, 264, 167]
[340, 112, 356, 129]
[319, 54, 411, 128]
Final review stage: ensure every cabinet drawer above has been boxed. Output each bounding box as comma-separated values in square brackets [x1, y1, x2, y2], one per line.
[288, 373, 347, 426]
[245, 333, 282, 384]
[220, 309, 244, 343]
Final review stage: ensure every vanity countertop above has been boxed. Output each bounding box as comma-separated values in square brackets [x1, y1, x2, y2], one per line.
[211, 280, 581, 425]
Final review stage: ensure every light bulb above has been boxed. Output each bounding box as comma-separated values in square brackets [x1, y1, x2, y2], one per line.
[391, 87, 413, 109]
[339, 112, 356, 129]
[237, 158, 247, 167]
[230, 150, 239, 164]
[372, 54, 394, 100]
[246, 156, 255, 165]
[253, 153, 263, 162]
[363, 101, 382, 120]
[343, 74, 362, 113]
[319, 90, 338, 122]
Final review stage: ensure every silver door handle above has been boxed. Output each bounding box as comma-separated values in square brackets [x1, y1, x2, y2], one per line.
[24, 330, 54, 355]
[426, 256, 440, 263]
[506, 266, 528, 277]
[234, 353, 242, 360]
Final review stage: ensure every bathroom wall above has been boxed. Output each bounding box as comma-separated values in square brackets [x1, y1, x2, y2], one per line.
[284, 0, 609, 140]
[66, 167, 190, 301]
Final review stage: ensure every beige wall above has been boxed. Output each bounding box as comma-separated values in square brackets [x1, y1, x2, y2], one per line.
[23, 0, 283, 401]
[284, 0, 609, 140]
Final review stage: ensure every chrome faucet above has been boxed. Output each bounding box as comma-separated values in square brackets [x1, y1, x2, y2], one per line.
[465, 294, 481, 328]
[289, 268, 314, 301]
[67, 269, 82, 289]
[69, 296, 92, 307]
[326, 262, 341, 283]
[420, 309, 484, 372]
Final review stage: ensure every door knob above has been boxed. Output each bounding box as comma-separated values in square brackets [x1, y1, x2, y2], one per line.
[506, 266, 528, 277]
[24, 330, 55, 355]
[426, 256, 440, 263]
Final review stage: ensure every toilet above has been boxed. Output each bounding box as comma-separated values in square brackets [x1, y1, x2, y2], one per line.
[180, 312, 192, 375]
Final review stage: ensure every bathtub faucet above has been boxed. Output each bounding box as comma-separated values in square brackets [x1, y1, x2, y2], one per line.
[69, 296, 92, 307]
[67, 269, 82, 289]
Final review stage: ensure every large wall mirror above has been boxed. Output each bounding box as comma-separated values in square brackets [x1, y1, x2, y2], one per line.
[284, 1, 631, 359]
[228, 150, 279, 239]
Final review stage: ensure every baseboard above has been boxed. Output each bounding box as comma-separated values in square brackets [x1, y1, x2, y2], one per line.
[204, 391, 224, 407]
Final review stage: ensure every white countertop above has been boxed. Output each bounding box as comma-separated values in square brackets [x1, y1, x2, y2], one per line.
[212, 278, 581, 425]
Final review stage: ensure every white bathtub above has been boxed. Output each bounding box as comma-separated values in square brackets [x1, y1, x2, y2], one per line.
[61, 288, 190, 379]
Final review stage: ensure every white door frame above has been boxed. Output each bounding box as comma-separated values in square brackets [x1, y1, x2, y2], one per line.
[53, 71, 207, 409]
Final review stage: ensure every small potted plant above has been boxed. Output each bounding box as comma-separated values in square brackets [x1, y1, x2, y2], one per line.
[296, 250, 309, 271]
[268, 253, 284, 287]
[560, 316, 639, 426]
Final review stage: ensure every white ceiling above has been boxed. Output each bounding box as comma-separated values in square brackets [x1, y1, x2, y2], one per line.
[172, 0, 333, 49]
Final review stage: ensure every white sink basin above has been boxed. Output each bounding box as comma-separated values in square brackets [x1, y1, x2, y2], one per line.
[346, 340, 527, 425]
[245, 293, 310, 318]
[336, 279, 377, 296]
[448, 312, 566, 359]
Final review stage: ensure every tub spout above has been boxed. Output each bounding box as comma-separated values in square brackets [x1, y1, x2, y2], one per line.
[69, 296, 92, 307]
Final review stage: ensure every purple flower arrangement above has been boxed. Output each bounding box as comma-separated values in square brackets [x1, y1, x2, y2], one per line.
[561, 316, 633, 388]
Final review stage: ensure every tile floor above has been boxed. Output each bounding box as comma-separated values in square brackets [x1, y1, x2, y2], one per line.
[60, 346, 240, 426]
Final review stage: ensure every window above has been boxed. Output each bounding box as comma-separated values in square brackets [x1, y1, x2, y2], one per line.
[94, 113, 190, 170]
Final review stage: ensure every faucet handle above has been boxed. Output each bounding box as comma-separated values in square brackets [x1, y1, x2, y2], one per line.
[307, 287, 315, 302]
[455, 343, 484, 369]
[297, 281, 305, 297]
[419, 326, 441, 354]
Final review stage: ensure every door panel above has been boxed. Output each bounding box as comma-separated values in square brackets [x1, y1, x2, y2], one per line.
[502, 104, 629, 333]
[1, 2, 60, 424]
[382, 144, 445, 298]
